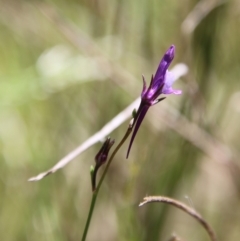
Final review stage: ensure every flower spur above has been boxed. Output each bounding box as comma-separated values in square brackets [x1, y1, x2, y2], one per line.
[126, 45, 182, 158]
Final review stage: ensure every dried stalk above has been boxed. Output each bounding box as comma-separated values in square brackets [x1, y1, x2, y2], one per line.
[139, 196, 218, 241]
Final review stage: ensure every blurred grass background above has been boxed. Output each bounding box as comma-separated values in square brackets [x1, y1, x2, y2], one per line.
[1, 0, 240, 240]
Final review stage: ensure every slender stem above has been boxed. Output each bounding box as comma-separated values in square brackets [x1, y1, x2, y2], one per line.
[139, 196, 218, 241]
[81, 192, 98, 241]
[91, 164, 99, 192]
[81, 122, 133, 241]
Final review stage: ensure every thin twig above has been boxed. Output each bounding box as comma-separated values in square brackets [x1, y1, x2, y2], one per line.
[139, 196, 218, 241]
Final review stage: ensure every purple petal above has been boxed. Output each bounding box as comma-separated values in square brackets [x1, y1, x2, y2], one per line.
[142, 75, 157, 101]
[162, 70, 182, 95]
[163, 88, 182, 95]
[164, 70, 175, 85]
[126, 104, 150, 158]
[153, 45, 175, 89]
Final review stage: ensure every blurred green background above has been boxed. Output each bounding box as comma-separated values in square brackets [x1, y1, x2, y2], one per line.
[1, 0, 240, 240]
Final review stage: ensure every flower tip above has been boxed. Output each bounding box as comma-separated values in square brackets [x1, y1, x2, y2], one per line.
[164, 45, 175, 62]
[169, 44, 175, 51]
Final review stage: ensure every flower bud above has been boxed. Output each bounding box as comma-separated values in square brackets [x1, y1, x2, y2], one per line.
[95, 137, 115, 167]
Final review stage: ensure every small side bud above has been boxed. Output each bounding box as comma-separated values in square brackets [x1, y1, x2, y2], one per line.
[95, 137, 115, 168]
[132, 108, 137, 119]
[90, 165, 94, 175]
[91, 137, 115, 192]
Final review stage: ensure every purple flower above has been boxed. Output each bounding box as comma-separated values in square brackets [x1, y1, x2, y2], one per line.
[126, 45, 181, 158]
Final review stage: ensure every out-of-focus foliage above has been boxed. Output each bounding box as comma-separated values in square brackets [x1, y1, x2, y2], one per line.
[1, 0, 240, 240]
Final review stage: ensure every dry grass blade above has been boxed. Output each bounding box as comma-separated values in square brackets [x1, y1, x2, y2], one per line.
[139, 196, 218, 241]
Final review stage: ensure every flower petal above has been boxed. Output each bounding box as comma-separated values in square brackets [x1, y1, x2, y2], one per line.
[163, 87, 182, 95]
[153, 45, 175, 90]
[162, 70, 182, 95]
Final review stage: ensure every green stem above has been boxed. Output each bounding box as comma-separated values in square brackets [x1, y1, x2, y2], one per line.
[81, 123, 133, 241]
[81, 191, 98, 241]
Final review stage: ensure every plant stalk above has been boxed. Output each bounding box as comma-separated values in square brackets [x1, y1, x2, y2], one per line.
[81, 122, 133, 241]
